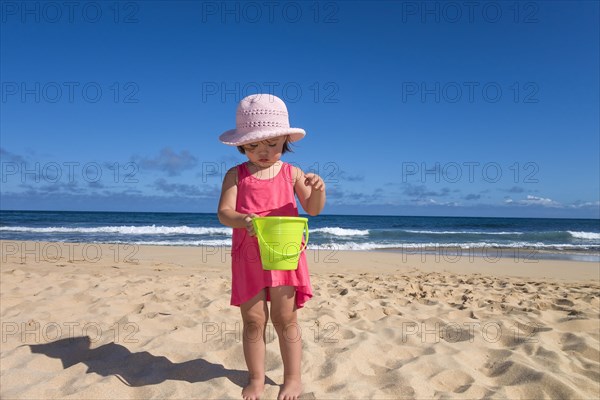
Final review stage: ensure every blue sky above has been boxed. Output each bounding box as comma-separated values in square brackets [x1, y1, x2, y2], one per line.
[1, 0, 598, 218]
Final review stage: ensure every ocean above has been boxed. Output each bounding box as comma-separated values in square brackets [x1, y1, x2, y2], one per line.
[1, 210, 599, 262]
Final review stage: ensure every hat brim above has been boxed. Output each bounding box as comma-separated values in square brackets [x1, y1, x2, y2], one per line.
[219, 128, 306, 146]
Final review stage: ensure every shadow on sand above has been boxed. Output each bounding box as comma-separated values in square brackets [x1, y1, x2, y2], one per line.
[27, 336, 276, 388]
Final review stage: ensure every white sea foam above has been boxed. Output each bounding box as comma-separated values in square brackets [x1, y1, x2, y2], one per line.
[0, 225, 231, 236]
[309, 241, 599, 251]
[309, 242, 399, 251]
[568, 231, 600, 240]
[113, 239, 233, 247]
[404, 230, 525, 235]
[312, 227, 369, 236]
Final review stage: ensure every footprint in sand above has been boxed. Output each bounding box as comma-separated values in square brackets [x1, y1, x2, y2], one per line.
[318, 359, 337, 379]
[560, 332, 600, 362]
[338, 329, 356, 340]
[554, 298, 575, 307]
[430, 369, 475, 393]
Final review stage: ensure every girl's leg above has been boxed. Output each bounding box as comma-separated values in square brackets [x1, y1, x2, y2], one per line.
[269, 286, 302, 400]
[240, 289, 269, 400]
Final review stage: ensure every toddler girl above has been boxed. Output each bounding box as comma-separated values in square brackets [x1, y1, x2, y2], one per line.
[217, 94, 326, 400]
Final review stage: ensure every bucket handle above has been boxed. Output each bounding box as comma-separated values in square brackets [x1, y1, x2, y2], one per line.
[254, 220, 309, 258]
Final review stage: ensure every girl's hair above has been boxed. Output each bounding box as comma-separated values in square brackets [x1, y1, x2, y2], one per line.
[237, 137, 293, 154]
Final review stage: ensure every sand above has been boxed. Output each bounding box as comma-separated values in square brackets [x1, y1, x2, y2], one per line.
[1, 240, 599, 399]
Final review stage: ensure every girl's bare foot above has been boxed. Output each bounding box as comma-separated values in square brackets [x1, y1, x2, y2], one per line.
[242, 378, 265, 400]
[277, 376, 302, 400]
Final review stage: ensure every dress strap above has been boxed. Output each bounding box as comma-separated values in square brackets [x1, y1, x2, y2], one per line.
[279, 162, 291, 183]
[236, 163, 249, 183]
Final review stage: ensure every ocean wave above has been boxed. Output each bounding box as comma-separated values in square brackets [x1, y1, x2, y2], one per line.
[309, 242, 400, 251]
[312, 227, 369, 236]
[0, 225, 232, 236]
[568, 231, 600, 240]
[403, 230, 524, 235]
[113, 239, 233, 247]
[404, 230, 600, 242]
[309, 241, 600, 251]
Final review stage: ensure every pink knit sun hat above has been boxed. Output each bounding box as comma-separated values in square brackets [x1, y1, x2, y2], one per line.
[219, 94, 306, 146]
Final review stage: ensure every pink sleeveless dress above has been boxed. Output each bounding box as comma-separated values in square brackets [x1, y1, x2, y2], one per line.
[231, 162, 313, 309]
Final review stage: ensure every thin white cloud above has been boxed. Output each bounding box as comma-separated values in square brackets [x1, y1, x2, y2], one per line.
[521, 195, 562, 207]
[413, 198, 460, 207]
[568, 200, 600, 209]
[504, 195, 599, 210]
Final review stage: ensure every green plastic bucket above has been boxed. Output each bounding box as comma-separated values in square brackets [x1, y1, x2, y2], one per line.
[252, 216, 309, 270]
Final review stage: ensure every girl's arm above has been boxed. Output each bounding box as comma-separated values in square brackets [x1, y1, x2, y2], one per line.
[293, 166, 326, 216]
[217, 167, 257, 234]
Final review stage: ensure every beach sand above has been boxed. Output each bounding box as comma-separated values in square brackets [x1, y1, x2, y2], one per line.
[1, 240, 599, 399]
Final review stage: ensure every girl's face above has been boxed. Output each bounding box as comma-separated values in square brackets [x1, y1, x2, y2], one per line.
[242, 136, 287, 166]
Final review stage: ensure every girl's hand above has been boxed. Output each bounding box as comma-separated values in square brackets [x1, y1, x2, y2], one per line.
[244, 213, 259, 236]
[304, 173, 325, 192]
